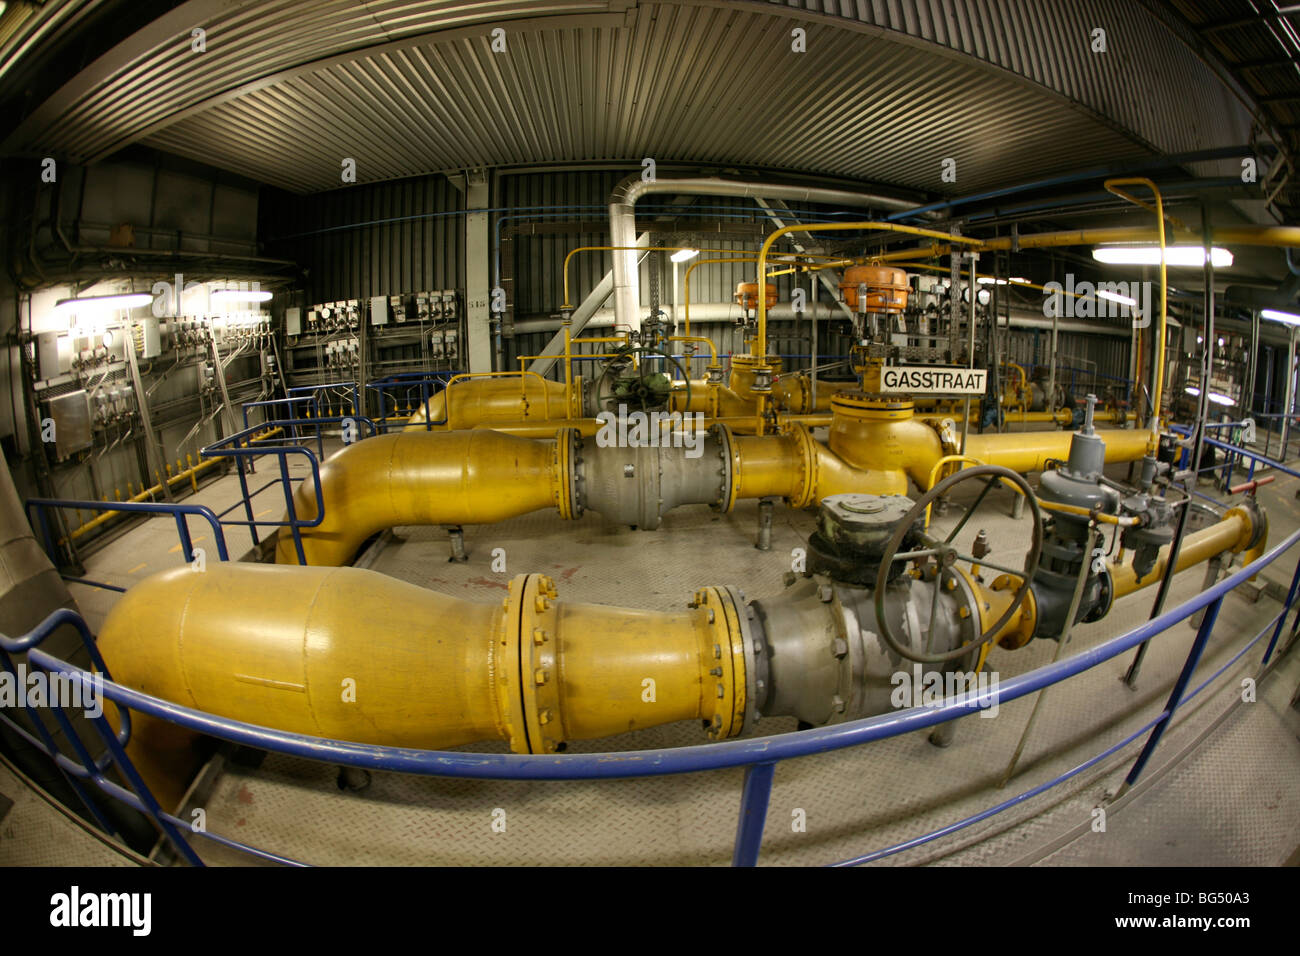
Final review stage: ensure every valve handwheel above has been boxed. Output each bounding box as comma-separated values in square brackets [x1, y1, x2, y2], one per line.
[872, 464, 1043, 664]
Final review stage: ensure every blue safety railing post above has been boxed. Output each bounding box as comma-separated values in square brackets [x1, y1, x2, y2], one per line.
[731, 761, 777, 866]
[67, 681, 206, 866]
[1261, 550, 1300, 667]
[1124, 595, 1223, 787]
[233, 427, 259, 547]
[278, 452, 307, 566]
[0, 648, 117, 834]
[174, 514, 195, 564]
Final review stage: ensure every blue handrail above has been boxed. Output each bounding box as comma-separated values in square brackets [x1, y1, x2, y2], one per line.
[7, 520, 1298, 867]
[201, 416, 379, 565]
[366, 372, 458, 432]
[25, 498, 231, 590]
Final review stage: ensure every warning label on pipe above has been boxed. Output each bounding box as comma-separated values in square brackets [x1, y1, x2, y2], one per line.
[879, 366, 987, 395]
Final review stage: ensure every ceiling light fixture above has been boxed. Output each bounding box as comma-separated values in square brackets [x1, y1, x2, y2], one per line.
[54, 292, 153, 315]
[1092, 245, 1233, 268]
[210, 289, 273, 303]
[1262, 308, 1300, 326]
[1095, 289, 1137, 307]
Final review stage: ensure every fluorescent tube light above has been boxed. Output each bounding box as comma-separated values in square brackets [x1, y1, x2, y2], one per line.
[1092, 245, 1233, 268]
[210, 289, 273, 303]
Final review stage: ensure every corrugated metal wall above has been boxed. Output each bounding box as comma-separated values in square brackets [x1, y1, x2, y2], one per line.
[260, 166, 1136, 384]
[260, 175, 464, 305]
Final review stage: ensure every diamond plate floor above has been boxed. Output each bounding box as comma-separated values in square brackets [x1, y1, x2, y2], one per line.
[0, 761, 144, 866]
[32, 439, 1300, 866]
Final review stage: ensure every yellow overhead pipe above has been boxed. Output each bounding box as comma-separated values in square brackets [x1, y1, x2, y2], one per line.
[875, 223, 1300, 264]
[1103, 178, 1168, 451]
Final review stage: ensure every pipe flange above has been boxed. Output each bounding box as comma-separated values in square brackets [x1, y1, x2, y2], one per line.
[555, 427, 581, 520]
[719, 585, 767, 729]
[695, 586, 748, 740]
[946, 565, 986, 661]
[494, 576, 535, 754]
[516, 573, 566, 754]
[712, 424, 739, 514]
[786, 423, 818, 509]
[568, 429, 587, 519]
[1225, 497, 1266, 553]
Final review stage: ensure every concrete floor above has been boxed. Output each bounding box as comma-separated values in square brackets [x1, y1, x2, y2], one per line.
[3, 426, 1299, 866]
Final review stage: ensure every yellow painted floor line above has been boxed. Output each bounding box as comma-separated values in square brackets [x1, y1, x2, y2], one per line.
[127, 562, 148, 574]
[255, 509, 273, 518]
[167, 534, 207, 554]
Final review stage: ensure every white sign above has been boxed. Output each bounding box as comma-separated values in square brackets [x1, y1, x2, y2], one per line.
[880, 366, 987, 395]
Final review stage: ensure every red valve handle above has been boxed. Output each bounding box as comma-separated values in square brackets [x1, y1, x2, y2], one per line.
[1229, 475, 1275, 495]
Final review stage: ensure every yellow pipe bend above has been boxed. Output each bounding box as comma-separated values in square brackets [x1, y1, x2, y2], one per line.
[274, 430, 565, 566]
[96, 565, 740, 766]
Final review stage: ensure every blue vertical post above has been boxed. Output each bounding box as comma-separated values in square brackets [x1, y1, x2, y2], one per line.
[174, 514, 195, 564]
[1125, 596, 1222, 787]
[233, 430, 259, 547]
[732, 761, 777, 867]
[1261, 551, 1300, 667]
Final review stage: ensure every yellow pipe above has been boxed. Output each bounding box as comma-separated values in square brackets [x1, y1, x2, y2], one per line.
[298, 403, 1151, 566]
[405, 374, 579, 430]
[1109, 508, 1256, 598]
[1103, 178, 1168, 451]
[273, 429, 567, 566]
[965, 427, 1149, 474]
[96, 565, 742, 778]
[68, 460, 219, 541]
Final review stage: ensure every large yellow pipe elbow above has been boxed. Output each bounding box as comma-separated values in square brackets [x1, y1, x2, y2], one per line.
[274, 430, 565, 565]
[96, 565, 743, 777]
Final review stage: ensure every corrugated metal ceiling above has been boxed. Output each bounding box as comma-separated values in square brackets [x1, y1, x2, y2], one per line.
[2, 0, 1262, 195]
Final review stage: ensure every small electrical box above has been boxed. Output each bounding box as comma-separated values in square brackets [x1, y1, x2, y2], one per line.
[45, 389, 94, 460]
